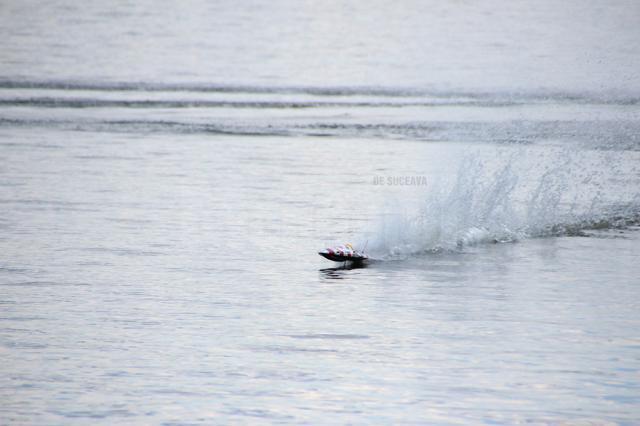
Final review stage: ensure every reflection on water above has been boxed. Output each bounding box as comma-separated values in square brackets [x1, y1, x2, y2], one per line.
[319, 261, 369, 279]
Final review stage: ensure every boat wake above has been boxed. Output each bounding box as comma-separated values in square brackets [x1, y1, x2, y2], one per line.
[366, 148, 640, 259]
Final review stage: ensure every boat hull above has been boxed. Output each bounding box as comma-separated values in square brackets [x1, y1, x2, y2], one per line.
[318, 251, 368, 263]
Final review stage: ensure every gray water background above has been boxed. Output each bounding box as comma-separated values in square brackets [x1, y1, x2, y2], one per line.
[1, 0, 640, 424]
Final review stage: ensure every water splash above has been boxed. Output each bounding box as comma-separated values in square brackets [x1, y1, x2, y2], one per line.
[368, 147, 640, 258]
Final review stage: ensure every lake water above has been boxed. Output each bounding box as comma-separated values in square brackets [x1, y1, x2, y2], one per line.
[1, 0, 640, 424]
